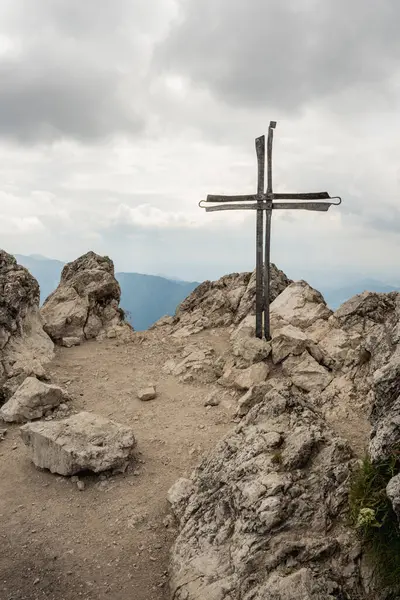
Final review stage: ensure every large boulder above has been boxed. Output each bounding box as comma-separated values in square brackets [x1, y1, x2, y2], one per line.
[0, 377, 70, 423]
[0, 250, 54, 403]
[20, 411, 137, 475]
[270, 281, 332, 330]
[282, 351, 333, 393]
[168, 384, 361, 600]
[41, 251, 133, 344]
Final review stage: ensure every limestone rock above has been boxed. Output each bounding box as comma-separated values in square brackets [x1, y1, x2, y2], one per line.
[369, 397, 400, 463]
[371, 352, 400, 424]
[219, 362, 269, 391]
[169, 387, 360, 600]
[20, 411, 136, 475]
[137, 386, 157, 401]
[163, 345, 218, 384]
[317, 328, 360, 370]
[41, 251, 133, 344]
[172, 266, 291, 336]
[236, 383, 269, 417]
[333, 291, 396, 332]
[167, 478, 195, 520]
[61, 337, 81, 348]
[271, 281, 332, 329]
[387, 474, 400, 522]
[271, 324, 310, 364]
[0, 377, 70, 423]
[282, 351, 332, 393]
[232, 334, 271, 366]
[0, 250, 54, 403]
[204, 393, 220, 407]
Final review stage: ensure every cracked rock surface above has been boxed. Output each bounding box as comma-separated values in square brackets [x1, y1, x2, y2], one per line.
[0, 250, 54, 403]
[41, 251, 133, 344]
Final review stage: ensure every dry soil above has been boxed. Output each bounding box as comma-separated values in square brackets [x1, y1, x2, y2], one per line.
[0, 329, 235, 600]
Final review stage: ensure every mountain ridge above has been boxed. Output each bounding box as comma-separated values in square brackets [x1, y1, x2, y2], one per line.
[14, 254, 200, 331]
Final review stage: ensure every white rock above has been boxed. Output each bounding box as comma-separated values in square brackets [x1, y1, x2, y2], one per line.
[270, 281, 332, 329]
[61, 337, 81, 348]
[232, 336, 271, 365]
[204, 393, 220, 407]
[271, 324, 309, 364]
[137, 387, 157, 401]
[167, 478, 195, 519]
[282, 351, 333, 393]
[232, 314, 256, 339]
[234, 363, 270, 390]
[0, 377, 70, 423]
[20, 411, 136, 475]
[318, 328, 359, 368]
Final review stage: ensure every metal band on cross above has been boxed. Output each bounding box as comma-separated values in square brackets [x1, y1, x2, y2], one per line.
[199, 121, 342, 341]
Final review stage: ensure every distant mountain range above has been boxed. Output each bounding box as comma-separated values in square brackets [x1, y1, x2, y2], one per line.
[320, 279, 400, 310]
[14, 254, 400, 329]
[15, 254, 199, 331]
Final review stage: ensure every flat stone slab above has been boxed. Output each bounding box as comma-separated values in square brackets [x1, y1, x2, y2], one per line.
[20, 411, 136, 475]
[0, 377, 70, 423]
[61, 337, 81, 348]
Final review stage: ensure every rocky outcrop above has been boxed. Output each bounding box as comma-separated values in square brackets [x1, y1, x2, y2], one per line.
[41, 251, 133, 344]
[0, 377, 70, 423]
[20, 411, 136, 475]
[169, 384, 361, 599]
[168, 265, 291, 337]
[0, 250, 54, 403]
[168, 281, 400, 599]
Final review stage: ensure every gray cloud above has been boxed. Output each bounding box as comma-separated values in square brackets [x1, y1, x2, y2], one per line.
[156, 0, 400, 113]
[0, 0, 174, 142]
[0, 61, 143, 143]
[1, 0, 400, 289]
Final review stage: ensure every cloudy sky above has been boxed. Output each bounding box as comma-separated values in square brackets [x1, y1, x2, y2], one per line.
[1, 0, 400, 285]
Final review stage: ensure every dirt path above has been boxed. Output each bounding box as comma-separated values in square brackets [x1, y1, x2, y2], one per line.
[0, 329, 235, 600]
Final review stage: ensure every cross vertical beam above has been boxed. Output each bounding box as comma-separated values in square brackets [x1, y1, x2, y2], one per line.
[264, 121, 276, 340]
[255, 136, 265, 339]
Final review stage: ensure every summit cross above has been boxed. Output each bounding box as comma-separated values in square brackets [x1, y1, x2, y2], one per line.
[199, 121, 342, 340]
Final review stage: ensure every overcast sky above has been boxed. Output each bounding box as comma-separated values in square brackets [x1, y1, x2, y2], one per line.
[1, 0, 400, 284]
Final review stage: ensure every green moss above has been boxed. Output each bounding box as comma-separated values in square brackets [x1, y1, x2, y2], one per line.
[271, 451, 283, 466]
[349, 454, 400, 591]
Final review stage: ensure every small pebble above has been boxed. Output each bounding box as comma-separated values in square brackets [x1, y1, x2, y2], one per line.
[77, 481, 85, 491]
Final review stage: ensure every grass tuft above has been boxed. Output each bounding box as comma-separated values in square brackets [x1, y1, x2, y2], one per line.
[349, 453, 400, 591]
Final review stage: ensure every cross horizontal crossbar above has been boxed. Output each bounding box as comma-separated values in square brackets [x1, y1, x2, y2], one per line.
[201, 201, 336, 212]
[206, 191, 331, 203]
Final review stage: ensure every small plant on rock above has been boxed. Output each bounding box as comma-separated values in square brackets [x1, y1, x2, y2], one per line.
[271, 450, 283, 467]
[349, 453, 400, 591]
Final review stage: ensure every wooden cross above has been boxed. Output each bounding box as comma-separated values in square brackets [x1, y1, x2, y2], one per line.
[199, 121, 342, 340]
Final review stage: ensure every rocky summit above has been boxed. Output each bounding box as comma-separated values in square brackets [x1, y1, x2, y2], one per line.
[1, 251, 400, 600]
[0, 250, 54, 403]
[41, 251, 133, 345]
